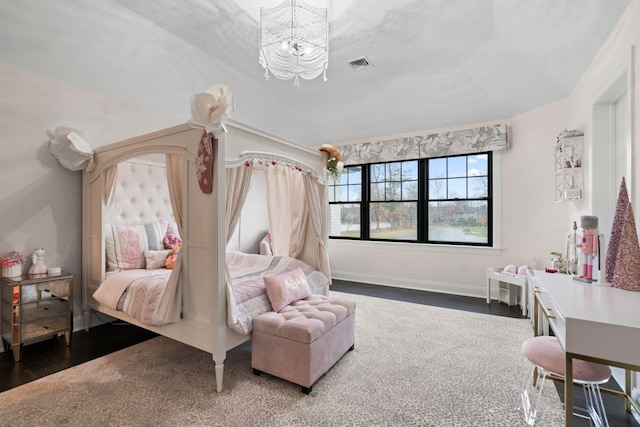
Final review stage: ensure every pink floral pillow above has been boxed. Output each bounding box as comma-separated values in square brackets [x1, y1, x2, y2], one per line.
[264, 267, 311, 312]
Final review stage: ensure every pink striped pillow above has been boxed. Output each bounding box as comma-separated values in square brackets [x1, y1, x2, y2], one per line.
[105, 220, 168, 271]
[264, 267, 311, 312]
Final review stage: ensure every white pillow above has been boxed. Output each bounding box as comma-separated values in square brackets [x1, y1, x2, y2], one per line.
[259, 233, 272, 256]
[167, 220, 181, 240]
[144, 249, 171, 270]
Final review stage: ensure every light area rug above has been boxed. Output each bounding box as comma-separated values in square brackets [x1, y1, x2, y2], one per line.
[0, 292, 565, 426]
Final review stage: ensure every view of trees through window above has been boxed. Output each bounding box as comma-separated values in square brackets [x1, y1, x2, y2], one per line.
[370, 161, 417, 240]
[328, 153, 491, 246]
[328, 166, 362, 238]
[427, 154, 489, 244]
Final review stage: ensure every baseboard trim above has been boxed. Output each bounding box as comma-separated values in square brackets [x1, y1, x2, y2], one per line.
[331, 270, 485, 299]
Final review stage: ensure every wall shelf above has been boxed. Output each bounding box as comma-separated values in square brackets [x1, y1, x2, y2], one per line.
[554, 134, 583, 202]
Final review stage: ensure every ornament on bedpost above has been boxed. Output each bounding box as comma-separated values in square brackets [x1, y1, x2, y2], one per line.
[318, 144, 344, 180]
[189, 83, 235, 137]
[195, 131, 215, 194]
[190, 84, 235, 194]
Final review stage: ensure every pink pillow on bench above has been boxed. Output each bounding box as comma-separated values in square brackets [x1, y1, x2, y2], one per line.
[264, 267, 311, 312]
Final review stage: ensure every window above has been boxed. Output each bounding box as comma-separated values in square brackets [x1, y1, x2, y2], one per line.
[328, 165, 362, 238]
[328, 153, 492, 246]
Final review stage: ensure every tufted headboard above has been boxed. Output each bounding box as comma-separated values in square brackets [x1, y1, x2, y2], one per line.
[105, 158, 175, 227]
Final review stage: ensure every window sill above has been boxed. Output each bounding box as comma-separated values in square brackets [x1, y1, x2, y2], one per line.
[328, 238, 503, 256]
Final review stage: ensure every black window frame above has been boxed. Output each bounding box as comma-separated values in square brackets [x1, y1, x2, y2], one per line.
[328, 152, 493, 246]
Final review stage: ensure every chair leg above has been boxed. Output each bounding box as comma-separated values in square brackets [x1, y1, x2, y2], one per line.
[583, 383, 609, 427]
[522, 366, 547, 426]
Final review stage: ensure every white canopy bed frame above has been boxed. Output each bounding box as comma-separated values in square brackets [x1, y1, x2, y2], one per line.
[81, 120, 329, 392]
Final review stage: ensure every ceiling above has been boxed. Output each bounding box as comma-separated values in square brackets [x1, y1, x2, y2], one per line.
[0, 0, 631, 146]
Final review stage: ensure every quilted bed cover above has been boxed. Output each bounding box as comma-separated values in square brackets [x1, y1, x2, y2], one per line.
[92, 252, 329, 332]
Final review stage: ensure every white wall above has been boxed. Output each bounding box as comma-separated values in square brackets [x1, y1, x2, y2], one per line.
[0, 65, 182, 328]
[227, 172, 270, 254]
[567, 0, 640, 224]
[329, 101, 570, 298]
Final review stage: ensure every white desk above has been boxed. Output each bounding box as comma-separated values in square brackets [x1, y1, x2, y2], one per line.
[529, 270, 640, 426]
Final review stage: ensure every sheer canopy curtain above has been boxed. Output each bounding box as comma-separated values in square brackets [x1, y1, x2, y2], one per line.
[224, 163, 254, 325]
[264, 165, 308, 258]
[157, 154, 184, 324]
[304, 174, 331, 280]
[226, 163, 254, 242]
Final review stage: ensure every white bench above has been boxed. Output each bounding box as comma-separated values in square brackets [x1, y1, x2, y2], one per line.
[486, 267, 528, 316]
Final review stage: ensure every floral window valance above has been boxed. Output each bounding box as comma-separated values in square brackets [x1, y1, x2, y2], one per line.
[340, 124, 507, 166]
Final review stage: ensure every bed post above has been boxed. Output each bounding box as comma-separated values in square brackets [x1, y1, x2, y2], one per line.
[211, 132, 228, 392]
[214, 359, 224, 393]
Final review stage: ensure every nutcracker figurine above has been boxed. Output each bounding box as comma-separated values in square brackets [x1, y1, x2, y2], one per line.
[579, 216, 598, 281]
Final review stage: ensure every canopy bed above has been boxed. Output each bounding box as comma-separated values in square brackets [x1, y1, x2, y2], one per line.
[81, 110, 331, 392]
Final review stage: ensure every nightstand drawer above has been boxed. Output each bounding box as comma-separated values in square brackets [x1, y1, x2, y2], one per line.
[21, 315, 69, 342]
[21, 298, 69, 321]
[20, 279, 71, 303]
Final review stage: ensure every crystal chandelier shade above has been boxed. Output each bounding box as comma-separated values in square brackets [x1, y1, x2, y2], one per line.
[259, 0, 329, 86]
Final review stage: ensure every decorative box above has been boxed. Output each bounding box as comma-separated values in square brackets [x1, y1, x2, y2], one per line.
[1, 264, 22, 278]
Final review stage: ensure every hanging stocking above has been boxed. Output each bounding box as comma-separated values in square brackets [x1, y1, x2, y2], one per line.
[196, 131, 215, 194]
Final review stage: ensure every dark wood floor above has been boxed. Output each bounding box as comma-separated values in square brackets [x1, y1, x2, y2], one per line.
[1, 279, 637, 426]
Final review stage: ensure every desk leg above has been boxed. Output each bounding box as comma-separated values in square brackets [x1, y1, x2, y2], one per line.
[626, 370, 632, 412]
[534, 297, 539, 336]
[486, 277, 491, 304]
[565, 354, 573, 427]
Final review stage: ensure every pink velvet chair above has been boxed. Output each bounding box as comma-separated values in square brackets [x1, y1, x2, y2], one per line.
[521, 335, 611, 426]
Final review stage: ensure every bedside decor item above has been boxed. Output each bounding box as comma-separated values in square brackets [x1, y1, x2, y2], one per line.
[47, 267, 62, 275]
[0, 251, 26, 278]
[28, 248, 48, 275]
[259, 0, 329, 86]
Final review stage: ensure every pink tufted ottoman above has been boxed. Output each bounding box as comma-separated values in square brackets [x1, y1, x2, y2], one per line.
[251, 295, 356, 394]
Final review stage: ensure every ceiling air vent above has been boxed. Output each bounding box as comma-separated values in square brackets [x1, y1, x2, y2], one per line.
[349, 57, 372, 71]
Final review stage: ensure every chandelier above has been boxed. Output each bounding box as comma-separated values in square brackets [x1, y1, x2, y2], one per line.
[259, 0, 329, 86]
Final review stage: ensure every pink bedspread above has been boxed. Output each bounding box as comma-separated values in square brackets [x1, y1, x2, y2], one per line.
[92, 253, 329, 332]
[226, 251, 329, 335]
[93, 269, 172, 327]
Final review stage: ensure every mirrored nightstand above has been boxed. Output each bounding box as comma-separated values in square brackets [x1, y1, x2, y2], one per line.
[1, 272, 73, 361]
